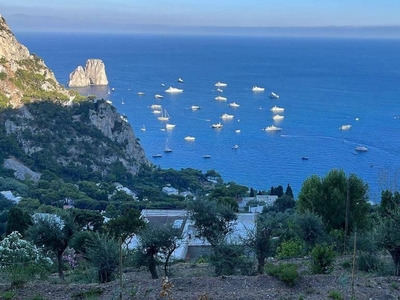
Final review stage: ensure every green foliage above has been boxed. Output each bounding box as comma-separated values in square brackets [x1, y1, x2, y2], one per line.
[309, 243, 336, 274]
[210, 243, 254, 276]
[297, 169, 370, 233]
[328, 290, 344, 300]
[277, 240, 304, 259]
[357, 252, 382, 273]
[267, 194, 296, 213]
[266, 263, 299, 286]
[6, 207, 32, 236]
[85, 232, 120, 283]
[0, 72, 7, 80]
[293, 211, 326, 252]
[71, 287, 104, 299]
[189, 198, 237, 247]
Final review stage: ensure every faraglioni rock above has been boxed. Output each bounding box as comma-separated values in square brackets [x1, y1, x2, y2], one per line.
[68, 59, 109, 87]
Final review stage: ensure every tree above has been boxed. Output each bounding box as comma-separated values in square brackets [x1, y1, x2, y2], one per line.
[297, 169, 369, 234]
[250, 188, 255, 197]
[6, 207, 32, 236]
[105, 208, 146, 247]
[271, 185, 284, 197]
[137, 223, 182, 278]
[27, 212, 76, 279]
[85, 232, 119, 283]
[285, 184, 294, 198]
[270, 195, 296, 213]
[377, 208, 400, 276]
[379, 190, 400, 216]
[189, 198, 237, 247]
[293, 211, 326, 252]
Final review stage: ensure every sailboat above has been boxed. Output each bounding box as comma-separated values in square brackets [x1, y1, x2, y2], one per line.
[158, 109, 170, 121]
[121, 98, 124, 105]
[107, 87, 111, 95]
[140, 124, 146, 131]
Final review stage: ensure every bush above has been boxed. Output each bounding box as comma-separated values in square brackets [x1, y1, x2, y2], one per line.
[310, 244, 335, 274]
[277, 240, 304, 259]
[357, 252, 382, 273]
[266, 263, 299, 286]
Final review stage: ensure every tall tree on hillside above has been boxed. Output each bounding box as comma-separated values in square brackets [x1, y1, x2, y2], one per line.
[285, 184, 294, 198]
[6, 207, 32, 236]
[297, 169, 369, 234]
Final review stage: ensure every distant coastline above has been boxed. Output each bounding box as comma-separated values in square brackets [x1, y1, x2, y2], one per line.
[13, 25, 400, 39]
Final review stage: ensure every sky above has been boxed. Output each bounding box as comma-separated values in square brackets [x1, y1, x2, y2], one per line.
[2, 0, 400, 36]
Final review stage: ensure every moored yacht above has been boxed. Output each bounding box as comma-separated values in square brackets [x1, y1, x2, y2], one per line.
[177, 78, 184, 83]
[265, 125, 282, 131]
[155, 94, 164, 99]
[215, 81, 227, 87]
[184, 136, 195, 141]
[215, 96, 227, 101]
[252, 86, 265, 92]
[270, 106, 284, 113]
[166, 123, 176, 130]
[216, 88, 223, 92]
[221, 113, 234, 119]
[229, 102, 240, 107]
[165, 86, 183, 93]
[211, 122, 223, 129]
[138, 92, 145, 96]
[273, 115, 284, 121]
[150, 104, 162, 110]
[355, 146, 368, 152]
[340, 125, 352, 130]
[269, 92, 280, 99]
[158, 109, 170, 121]
[191, 105, 201, 110]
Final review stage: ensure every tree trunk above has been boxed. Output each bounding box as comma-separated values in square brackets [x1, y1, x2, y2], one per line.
[57, 250, 64, 280]
[389, 249, 400, 276]
[257, 254, 266, 274]
[148, 256, 158, 279]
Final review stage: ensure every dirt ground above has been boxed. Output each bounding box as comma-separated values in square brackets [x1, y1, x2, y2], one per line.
[1, 263, 400, 300]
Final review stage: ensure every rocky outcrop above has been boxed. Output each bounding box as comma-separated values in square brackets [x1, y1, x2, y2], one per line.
[0, 16, 73, 107]
[68, 59, 108, 87]
[3, 157, 41, 182]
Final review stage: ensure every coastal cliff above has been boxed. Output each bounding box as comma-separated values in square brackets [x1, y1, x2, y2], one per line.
[0, 16, 74, 108]
[0, 15, 150, 180]
[68, 59, 109, 87]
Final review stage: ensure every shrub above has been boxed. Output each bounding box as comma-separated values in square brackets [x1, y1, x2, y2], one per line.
[266, 263, 299, 286]
[328, 290, 344, 300]
[277, 240, 304, 259]
[310, 244, 335, 274]
[357, 252, 382, 273]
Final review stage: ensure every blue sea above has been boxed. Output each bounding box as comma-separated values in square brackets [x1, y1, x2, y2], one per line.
[16, 33, 400, 201]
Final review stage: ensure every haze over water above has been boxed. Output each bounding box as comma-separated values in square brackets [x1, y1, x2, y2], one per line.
[18, 33, 400, 201]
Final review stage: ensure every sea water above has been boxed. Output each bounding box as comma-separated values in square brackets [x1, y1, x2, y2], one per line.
[16, 33, 400, 201]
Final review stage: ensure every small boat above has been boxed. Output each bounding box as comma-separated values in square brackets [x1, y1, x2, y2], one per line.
[235, 129, 241, 133]
[152, 154, 162, 158]
[165, 86, 183, 93]
[161, 83, 165, 87]
[355, 146, 368, 152]
[215, 81, 227, 87]
[178, 78, 184, 83]
[191, 105, 201, 110]
[252, 86, 265, 92]
[120, 115, 128, 122]
[107, 87, 111, 95]
[301, 156, 309, 160]
[152, 110, 162, 114]
[232, 144, 239, 150]
[150, 104, 162, 110]
[273, 115, 284, 121]
[184, 136, 195, 141]
[270, 106, 284, 113]
[121, 98, 124, 105]
[265, 125, 282, 131]
[211, 122, 223, 129]
[215, 96, 227, 101]
[106, 100, 113, 105]
[340, 125, 352, 130]
[216, 88, 223, 92]
[203, 155, 211, 159]
[155, 94, 164, 99]
[111, 87, 115, 91]
[166, 123, 176, 130]
[269, 92, 280, 99]
[229, 102, 240, 107]
[158, 109, 170, 121]
[164, 146, 173, 153]
[138, 92, 145, 96]
[221, 113, 234, 119]
[140, 124, 146, 131]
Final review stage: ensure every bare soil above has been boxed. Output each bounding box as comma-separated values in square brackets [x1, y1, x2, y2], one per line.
[1, 263, 400, 300]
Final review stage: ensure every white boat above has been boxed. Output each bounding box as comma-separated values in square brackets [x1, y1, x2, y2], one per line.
[340, 124, 352, 130]
[273, 115, 284, 121]
[161, 83, 165, 87]
[152, 154, 162, 158]
[106, 100, 113, 105]
[166, 123, 176, 130]
[229, 102, 240, 107]
[252, 86, 265, 92]
[355, 146, 368, 152]
[152, 110, 162, 114]
[158, 109, 170, 121]
[270, 106, 285, 113]
[111, 87, 115, 91]
[138, 92, 145, 96]
[165, 86, 183, 93]
[150, 104, 162, 110]
[203, 155, 211, 159]
[107, 87, 111, 95]
[191, 105, 201, 110]
[121, 98, 124, 105]
[232, 144, 239, 150]
[178, 78, 184, 83]
[184, 136, 195, 141]
[140, 124, 146, 131]
[155, 94, 164, 99]
[216, 88, 223, 92]
[265, 125, 282, 131]
[215, 96, 227, 101]
[235, 129, 241, 133]
[221, 113, 234, 119]
[215, 81, 227, 87]
[120, 115, 128, 122]
[269, 92, 280, 99]
[211, 122, 223, 129]
[164, 143, 173, 153]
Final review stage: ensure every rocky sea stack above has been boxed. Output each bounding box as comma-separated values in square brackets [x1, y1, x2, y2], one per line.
[68, 59, 109, 87]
